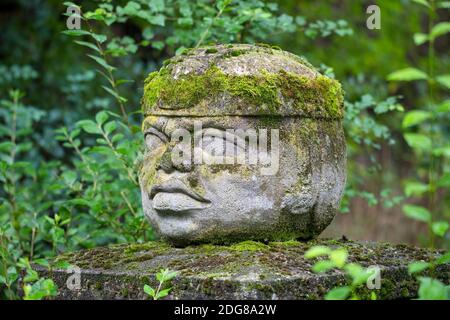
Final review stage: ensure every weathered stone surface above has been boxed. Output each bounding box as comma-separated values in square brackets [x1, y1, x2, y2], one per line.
[38, 239, 450, 300]
[140, 116, 346, 246]
[139, 44, 346, 246]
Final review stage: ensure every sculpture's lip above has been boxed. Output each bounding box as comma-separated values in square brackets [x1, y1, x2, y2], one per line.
[150, 181, 210, 204]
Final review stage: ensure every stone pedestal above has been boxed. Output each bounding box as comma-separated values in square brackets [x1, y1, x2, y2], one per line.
[38, 239, 449, 300]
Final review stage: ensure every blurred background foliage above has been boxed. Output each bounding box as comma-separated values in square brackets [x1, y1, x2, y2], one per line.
[0, 0, 449, 299]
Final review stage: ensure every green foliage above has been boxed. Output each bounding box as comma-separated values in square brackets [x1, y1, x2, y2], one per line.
[390, 0, 450, 299]
[19, 258, 57, 300]
[0, 89, 148, 298]
[144, 268, 178, 300]
[387, 0, 449, 249]
[304, 246, 376, 300]
[417, 277, 449, 300]
[341, 94, 404, 213]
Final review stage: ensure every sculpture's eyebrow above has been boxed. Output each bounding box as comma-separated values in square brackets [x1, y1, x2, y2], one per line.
[145, 125, 169, 143]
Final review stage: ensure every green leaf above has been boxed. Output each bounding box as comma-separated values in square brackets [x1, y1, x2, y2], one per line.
[329, 248, 348, 268]
[431, 221, 449, 237]
[74, 40, 100, 53]
[0, 141, 14, 153]
[345, 263, 370, 286]
[33, 259, 50, 268]
[433, 146, 450, 158]
[68, 198, 92, 207]
[436, 74, 450, 90]
[324, 286, 351, 300]
[91, 33, 107, 44]
[152, 41, 165, 50]
[61, 30, 90, 37]
[63, 2, 79, 8]
[438, 173, 450, 187]
[23, 279, 57, 300]
[112, 133, 124, 143]
[76, 120, 101, 134]
[6, 267, 19, 285]
[437, 1, 450, 8]
[149, 0, 165, 12]
[120, 1, 141, 15]
[417, 277, 448, 300]
[53, 260, 72, 270]
[402, 204, 431, 223]
[413, 33, 428, 45]
[104, 121, 117, 135]
[402, 110, 432, 128]
[312, 260, 336, 273]
[387, 68, 428, 82]
[143, 284, 155, 298]
[408, 262, 430, 274]
[95, 111, 109, 125]
[404, 133, 432, 151]
[23, 270, 39, 283]
[411, 0, 430, 8]
[217, 0, 233, 11]
[101, 85, 127, 102]
[404, 181, 429, 197]
[436, 252, 450, 265]
[304, 246, 331, 259]
[156, 288, 171, 299]
[116, 79, 134, 86]
[87, 54, 115, 72]
[157, 268, 178, 282]
[175, 46, 187, 56]
[437, 100, 450, 113]
[430, 22, 450, 41]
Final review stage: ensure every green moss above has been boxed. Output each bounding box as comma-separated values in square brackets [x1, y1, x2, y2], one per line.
[180, 48, 192, 56]
[223, 49, 248, 58]
[229, 241, 270, 252]
[255, 43, 272, 49]
[143, 65, 343, 118]
[269, 240, 302, 247]
[205, 48, 218, 54]
[258, 116, 283, 128]
[124, 241, 169, 254]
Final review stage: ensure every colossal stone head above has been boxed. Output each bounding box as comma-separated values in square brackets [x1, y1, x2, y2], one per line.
[140, 44, 346, 246]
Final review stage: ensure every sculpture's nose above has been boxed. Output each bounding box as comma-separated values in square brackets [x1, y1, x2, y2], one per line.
[157, 147, 192, 173]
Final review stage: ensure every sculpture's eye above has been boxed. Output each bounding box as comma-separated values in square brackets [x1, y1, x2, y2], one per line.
[145, 130, 167, 152]
[200, 129, 244, 157]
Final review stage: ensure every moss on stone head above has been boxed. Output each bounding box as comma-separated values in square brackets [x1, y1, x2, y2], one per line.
[142, 65, 343, 119]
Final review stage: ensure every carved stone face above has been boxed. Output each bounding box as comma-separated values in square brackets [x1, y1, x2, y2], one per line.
[140, 44, 346, 246]
[140, 116, 346, 246]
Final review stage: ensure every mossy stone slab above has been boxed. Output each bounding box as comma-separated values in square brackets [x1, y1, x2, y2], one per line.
[38, 239, 449, 300]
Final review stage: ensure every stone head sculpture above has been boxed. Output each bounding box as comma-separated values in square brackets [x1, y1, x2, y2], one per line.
[140, 44, 346, 246]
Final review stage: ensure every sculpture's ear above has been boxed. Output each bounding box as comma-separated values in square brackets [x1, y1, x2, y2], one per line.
[142, 116, 159, 132]
[281, 193, 315, 216]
